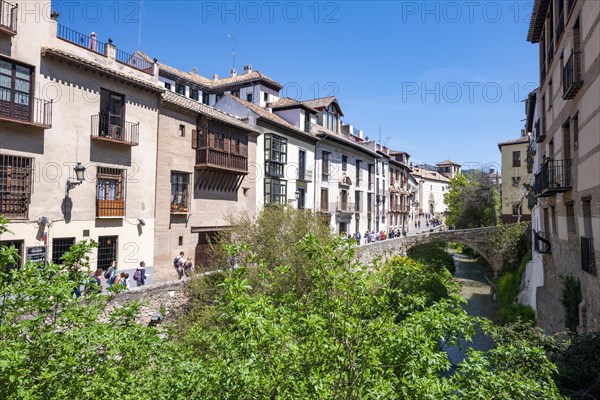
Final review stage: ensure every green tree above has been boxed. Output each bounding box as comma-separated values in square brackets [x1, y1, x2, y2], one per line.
[444, 170, 500, 229]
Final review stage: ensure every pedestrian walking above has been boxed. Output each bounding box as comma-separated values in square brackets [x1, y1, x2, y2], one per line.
[133, 261, 147, 287]
[183, 257, 194, 277]
[174, 252, 185, 280]
[104, 260, 117, 288]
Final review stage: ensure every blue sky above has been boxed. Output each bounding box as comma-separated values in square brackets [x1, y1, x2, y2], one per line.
[52, 0, 538, 169]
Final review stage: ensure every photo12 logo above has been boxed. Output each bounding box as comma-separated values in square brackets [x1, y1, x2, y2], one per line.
[200, 1, 340, 24]
[400, 1, 534, 24]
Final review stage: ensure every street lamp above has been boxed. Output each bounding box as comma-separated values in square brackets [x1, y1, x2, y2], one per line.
[66, 162, 86, 192]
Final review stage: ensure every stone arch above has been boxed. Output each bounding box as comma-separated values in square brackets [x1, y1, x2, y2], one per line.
[404, 235, 501, 276]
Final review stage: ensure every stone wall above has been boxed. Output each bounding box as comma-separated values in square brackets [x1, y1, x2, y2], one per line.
[106, 279, 190, 325]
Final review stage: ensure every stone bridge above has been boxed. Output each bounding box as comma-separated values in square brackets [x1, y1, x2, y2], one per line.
[355, 224, 525, 276]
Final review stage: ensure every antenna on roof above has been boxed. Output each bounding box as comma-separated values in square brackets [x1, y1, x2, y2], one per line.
[137, 0, 144, 48]
[226, 33, 236, 69]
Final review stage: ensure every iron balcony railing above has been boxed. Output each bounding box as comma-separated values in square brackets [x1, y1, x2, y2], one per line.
[115, 48, 153, 74]
[547, 39, 554, 64]
[91, 114, 139, 146]
[534, 119, 545, 143]
[556, 11, 565, 42]
[0, 88, 52, 128]
[581, 237, 596, 275]
[534, 231, 551, 254]
[195, 148, 248, 173]
[0, 0, 17, 35]
[57, 25, 106, 55]
[329, 202, 355, 213]
[534, 159, 571, 197]
[563, 52, 583, 99]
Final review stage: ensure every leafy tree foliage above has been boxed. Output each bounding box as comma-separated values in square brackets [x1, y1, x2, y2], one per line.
[0, 214, 564, 399]
[444, 171, 500, 229]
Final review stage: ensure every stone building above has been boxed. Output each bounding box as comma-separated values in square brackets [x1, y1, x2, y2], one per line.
[498, 136, 532, 223]
[151, 67, 260, 279]
[388, 151, 413, 233]
[410, 166, 451, 216]
[527, 0, 600, 333]
[1, 2, 161, 273]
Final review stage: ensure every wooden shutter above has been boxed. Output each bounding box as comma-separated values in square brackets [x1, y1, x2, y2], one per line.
[192, 129, 198, 149]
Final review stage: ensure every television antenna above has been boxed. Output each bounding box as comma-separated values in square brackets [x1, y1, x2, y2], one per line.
[226, 33, 236, 69]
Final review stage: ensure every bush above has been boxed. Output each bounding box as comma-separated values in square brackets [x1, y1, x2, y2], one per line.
[496, 251, 535, 324]
[554, 332, 600, 398]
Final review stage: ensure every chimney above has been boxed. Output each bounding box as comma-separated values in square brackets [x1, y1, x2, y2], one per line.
[212, 74, 218, 81]
[243, 64, 252, 74]
[191, 67, 198, 74]
[230, 68, 237, 77]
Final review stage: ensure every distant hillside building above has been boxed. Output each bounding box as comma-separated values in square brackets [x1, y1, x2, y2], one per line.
[498, 136, 532, 224]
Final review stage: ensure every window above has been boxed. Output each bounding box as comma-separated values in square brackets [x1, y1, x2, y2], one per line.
[320, 188, 329, 211]
[297, 187, 305, 209]
[190, 88, 199, 101]
[231, 90, 240, 98]
[215, 94, 223, 102]
[356, 160, 362, 184]
[246, 93, 253, 102]
[202, 92, 210, 105]
[0, 57, 33, 123]
[263, 92, 269, 102]
[551, 206, 557, 234]
[171, 172, 190, 213]
[178, 236, 183, 246]
[264, 178, 287, 204]
[512, 176, 520, 187]
[512, 203, 521, 216]
[232, 138, 241, 154]
[566, 203, 576, 233]
[367, 193, 373, 212]
[97, 236, 117, 270]
[298, 149, 306, 180]
[573, 113, 579, 149]
[52, 237, 75, 265]
[0, 240, 23, 269]
[178, 124, 185, 137]
[176, 83, 185, 95]
[512, 151, 521, 167]
[99, 89, 125, 136]
[213, 133, 225, 150]
[265, 134, 287, 178]
[164, 82, 171, 90]
[548, 80, 553, 108]
[96, 167, 126, 217]
[355, 191, 361, 212]
[342, 155, 348, 171]
[0, 154, 33, 219]
[321, 151, 330, 178]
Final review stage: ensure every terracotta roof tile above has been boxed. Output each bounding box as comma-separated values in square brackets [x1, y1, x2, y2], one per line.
[301, 96, 343, 116]
[223, 94, 316, 140]
[497, 137, 529, 147]
[158, 63, 282, 90]
[162, 91, 259, 133]
[436, 159, 462, 166]
[41, 47, 163, 93]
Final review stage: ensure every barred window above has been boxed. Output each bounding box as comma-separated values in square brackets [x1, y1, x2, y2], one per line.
[96, 167, 126, 218]
[265, 134, 287, 178]
[171, 172, 190, 214]
[52, 237, 75, 265]
[0, 154, 33, 218]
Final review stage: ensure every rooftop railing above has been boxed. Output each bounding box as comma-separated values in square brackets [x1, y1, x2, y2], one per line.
[57, 25, 106, 55]
[0, 0, 17, 35]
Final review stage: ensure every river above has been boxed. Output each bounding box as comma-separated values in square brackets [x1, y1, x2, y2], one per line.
[446, 251, 498, 366]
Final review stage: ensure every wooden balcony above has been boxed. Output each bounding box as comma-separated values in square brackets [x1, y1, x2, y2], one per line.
[91, 114, 139, 146]
[96, 199, 125, 218]
[0, 90, 52, 128]
[0, 0, 17, 36]
[563, 52, 583, 100]
[195, 147, 248, 173]
[534, 159, 572, 197]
